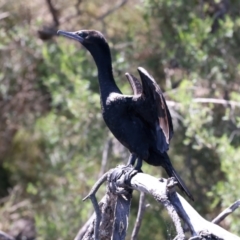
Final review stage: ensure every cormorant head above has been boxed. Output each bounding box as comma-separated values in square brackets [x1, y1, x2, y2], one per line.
[57, 30, 110, 57]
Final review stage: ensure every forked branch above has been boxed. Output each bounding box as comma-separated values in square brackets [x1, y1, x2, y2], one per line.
[80, 166, 240, 240]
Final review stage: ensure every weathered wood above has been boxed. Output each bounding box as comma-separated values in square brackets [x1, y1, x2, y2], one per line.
[0, 231, 14, 240]
[74, 213, 95, 240]
[112, 193, 132, 240]
[212, 199, 240, 224]
[131, 192, 146, 240]
[81, 192, 117, 240]
[82, 170, 112, 240]
[80, 167, 240, 240]
[130, 174, 184, 239]
[130, 172, 240, 240]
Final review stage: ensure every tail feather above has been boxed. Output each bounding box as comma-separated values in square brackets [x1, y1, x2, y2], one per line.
[163, 158, 194, 201]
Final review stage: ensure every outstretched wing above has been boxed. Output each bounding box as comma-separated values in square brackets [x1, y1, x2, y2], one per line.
[137, 67, 174, 151]
[125, 72, 142, 95]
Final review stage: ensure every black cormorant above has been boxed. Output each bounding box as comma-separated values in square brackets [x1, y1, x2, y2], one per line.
[57, 30, 193, 200]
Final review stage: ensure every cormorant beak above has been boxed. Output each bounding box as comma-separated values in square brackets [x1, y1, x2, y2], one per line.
[57, 30, 84, 43]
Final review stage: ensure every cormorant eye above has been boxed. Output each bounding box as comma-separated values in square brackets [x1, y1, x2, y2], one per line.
[78, 32, 88, 38]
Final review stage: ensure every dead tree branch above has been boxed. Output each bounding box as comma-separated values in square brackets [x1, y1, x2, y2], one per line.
[87, 0, 128, 28]
[131, 192, 146, 240]
[112, 193, 132, 240]
[81, 166, 240, 240]
[212, 199, 240, 225]
[45, 0, 59, 27]
[167, 98, 240, 108]
[83, 171, 110, 240]
[38, 0, 60, 40]
[0, 231, 15, 240]
[80, 191, 121, 240]
[96, 0, 128, 22]
[131, 172, 240, 239]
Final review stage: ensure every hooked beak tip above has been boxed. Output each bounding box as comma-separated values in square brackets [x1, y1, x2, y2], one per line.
[57, 30, 64, 36]
[57, 30, 84, 43]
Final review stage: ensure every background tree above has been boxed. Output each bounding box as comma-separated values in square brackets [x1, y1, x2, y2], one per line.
[0, 0, 240, 239]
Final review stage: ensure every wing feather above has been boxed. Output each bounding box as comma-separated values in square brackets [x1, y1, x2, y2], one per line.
[125, 68, 174, 152]
[137, 67, 174, 150]
[125, 72, 142, 95]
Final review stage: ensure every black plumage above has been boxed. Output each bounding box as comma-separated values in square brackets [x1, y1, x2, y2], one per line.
[57, 29, 193, 200]
[125, 72, 142, 95]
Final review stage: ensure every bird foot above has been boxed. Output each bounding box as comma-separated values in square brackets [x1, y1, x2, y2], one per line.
[165, 177, 179, 197]
[108, 165, 138, 195]
[167, 177, 178, 188]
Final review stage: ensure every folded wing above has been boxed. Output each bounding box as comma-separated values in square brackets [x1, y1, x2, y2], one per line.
[125, 67, 174, 153]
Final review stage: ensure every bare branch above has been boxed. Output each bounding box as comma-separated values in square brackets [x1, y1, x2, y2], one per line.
[212, 199, 240, 225]
[96, 0, 128, 21]
[0, 231, 15, 240]
[129, 172, 240, 239]
[79, 167, 240, 239]
[166, 98, 240, 108]
[38, 0, 59, 40]
[80, 194, 117, 240]
[45, 0, 59, 27]
[170, 193, 240, 239]
[193, 98, 240, 107]
[83, 170, 110, 240]
[131, 192, 146, 240]
[0, 12, 9, 20]
[59, 0, 83, 24]
[112, 193, 132, 240]
[130, 174, 185, 239]
[87, 0, 128, 28]
[83, 171, 110, 201]
[74, 140, 110, 240]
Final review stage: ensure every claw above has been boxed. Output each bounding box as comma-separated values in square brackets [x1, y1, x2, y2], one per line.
[108, 165, 138, 195]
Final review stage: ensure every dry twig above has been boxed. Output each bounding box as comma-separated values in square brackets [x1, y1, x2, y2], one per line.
[167, 98, 240, 108]
[131, 192, 146, 240]
[212, 199, 240, 225]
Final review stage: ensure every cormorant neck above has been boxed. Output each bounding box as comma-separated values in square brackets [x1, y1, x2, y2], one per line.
[88, 45, 121, 100]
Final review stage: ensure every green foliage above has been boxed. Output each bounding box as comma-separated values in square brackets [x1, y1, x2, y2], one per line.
[26, 41, 109, 238]
[1, 0, 240, 239]
[214, 136, 240, 235]
[142, 0, 240, 233]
